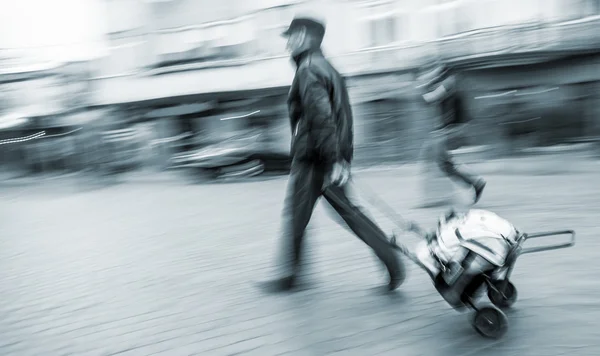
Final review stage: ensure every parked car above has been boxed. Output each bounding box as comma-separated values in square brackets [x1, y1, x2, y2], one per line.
[169, 128, 291, 180]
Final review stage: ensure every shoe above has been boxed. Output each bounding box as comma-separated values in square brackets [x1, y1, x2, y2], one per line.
[373, 273, 404, 295]
[388, 276, 403, 292]
[256, 276, 297, 294]
[473, 179, 486, 204]
[387, 262, 407, 292]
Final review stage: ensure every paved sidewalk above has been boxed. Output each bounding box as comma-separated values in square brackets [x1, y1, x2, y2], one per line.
[0, 171, 598, 355]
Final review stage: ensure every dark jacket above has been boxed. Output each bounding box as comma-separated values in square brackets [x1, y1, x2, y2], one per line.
[287, 48, 354, 165]
[438, 91, 469, 130]
[425, 70, 470, 130]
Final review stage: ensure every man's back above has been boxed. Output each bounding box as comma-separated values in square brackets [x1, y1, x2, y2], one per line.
[289, 50, 354, 164]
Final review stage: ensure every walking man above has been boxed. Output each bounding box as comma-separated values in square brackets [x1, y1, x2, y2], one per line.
[259, 16, 404, 293]
[420, 65, 486, 205]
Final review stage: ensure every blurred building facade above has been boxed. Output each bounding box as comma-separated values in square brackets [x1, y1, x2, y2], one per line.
[95, 0, 600, 75]
[0, 48, 102, 174]
[2, 0, 596, 174]
[0, 0, 110, 175]
[89, 0, 600, 165]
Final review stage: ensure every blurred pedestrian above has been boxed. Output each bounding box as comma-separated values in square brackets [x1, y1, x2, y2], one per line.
[259, 16, 404, 293]
[420, 65, 486, 205]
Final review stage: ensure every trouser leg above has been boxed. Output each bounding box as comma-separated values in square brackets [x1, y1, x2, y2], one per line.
[278, 160, 325, 278]
[437, 147, 481, 188]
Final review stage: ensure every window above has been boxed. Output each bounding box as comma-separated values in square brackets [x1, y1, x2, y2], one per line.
[150, 13, 257, 68]
[582, 0, 600, 16]
[155, 29, 202, 64]
[553, 0, 600, 21]
[428, 0, 482, 37]
[144, 0, 257, 67]
[368, 16, 396, 47]
[361, 1, 399, 48]
[153, 25, 226, 66]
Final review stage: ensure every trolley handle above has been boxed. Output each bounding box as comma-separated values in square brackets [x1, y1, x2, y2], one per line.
[520, 230, 575, 255]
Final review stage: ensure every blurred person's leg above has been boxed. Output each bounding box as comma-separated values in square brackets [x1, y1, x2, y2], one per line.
[323, 181, 405, 291]
[418, 135, 455, 208]
[261, 159, 324, 292]
[436, 143, 486, 203]
[261, 162, 404, 293]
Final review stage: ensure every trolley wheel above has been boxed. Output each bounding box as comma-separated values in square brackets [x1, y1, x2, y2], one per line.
[472, 306, 508, 339]
[488, 280, 518, 308]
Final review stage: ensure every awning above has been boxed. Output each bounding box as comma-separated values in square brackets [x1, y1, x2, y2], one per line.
[92, 56, 296, 106]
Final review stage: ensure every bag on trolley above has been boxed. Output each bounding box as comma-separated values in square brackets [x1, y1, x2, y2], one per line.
[416, 209, 519, 306]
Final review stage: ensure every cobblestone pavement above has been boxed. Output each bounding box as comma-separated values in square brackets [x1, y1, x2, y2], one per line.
[0, 170, 598, 356]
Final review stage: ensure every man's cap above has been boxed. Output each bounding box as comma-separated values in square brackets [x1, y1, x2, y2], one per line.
[281, 17, 326, 39]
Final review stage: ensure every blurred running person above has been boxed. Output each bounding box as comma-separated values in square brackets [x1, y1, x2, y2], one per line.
[420, 64, 486, 204]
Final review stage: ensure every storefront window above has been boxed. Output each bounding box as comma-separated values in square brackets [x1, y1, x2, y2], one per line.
[362, 99, 408, 161]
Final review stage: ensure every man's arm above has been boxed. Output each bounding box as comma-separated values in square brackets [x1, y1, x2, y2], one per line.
[423, 83, 448, 103]
[297, 65, 339, 164]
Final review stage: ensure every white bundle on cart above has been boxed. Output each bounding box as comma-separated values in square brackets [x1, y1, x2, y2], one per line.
[416, 209, 519, 279]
